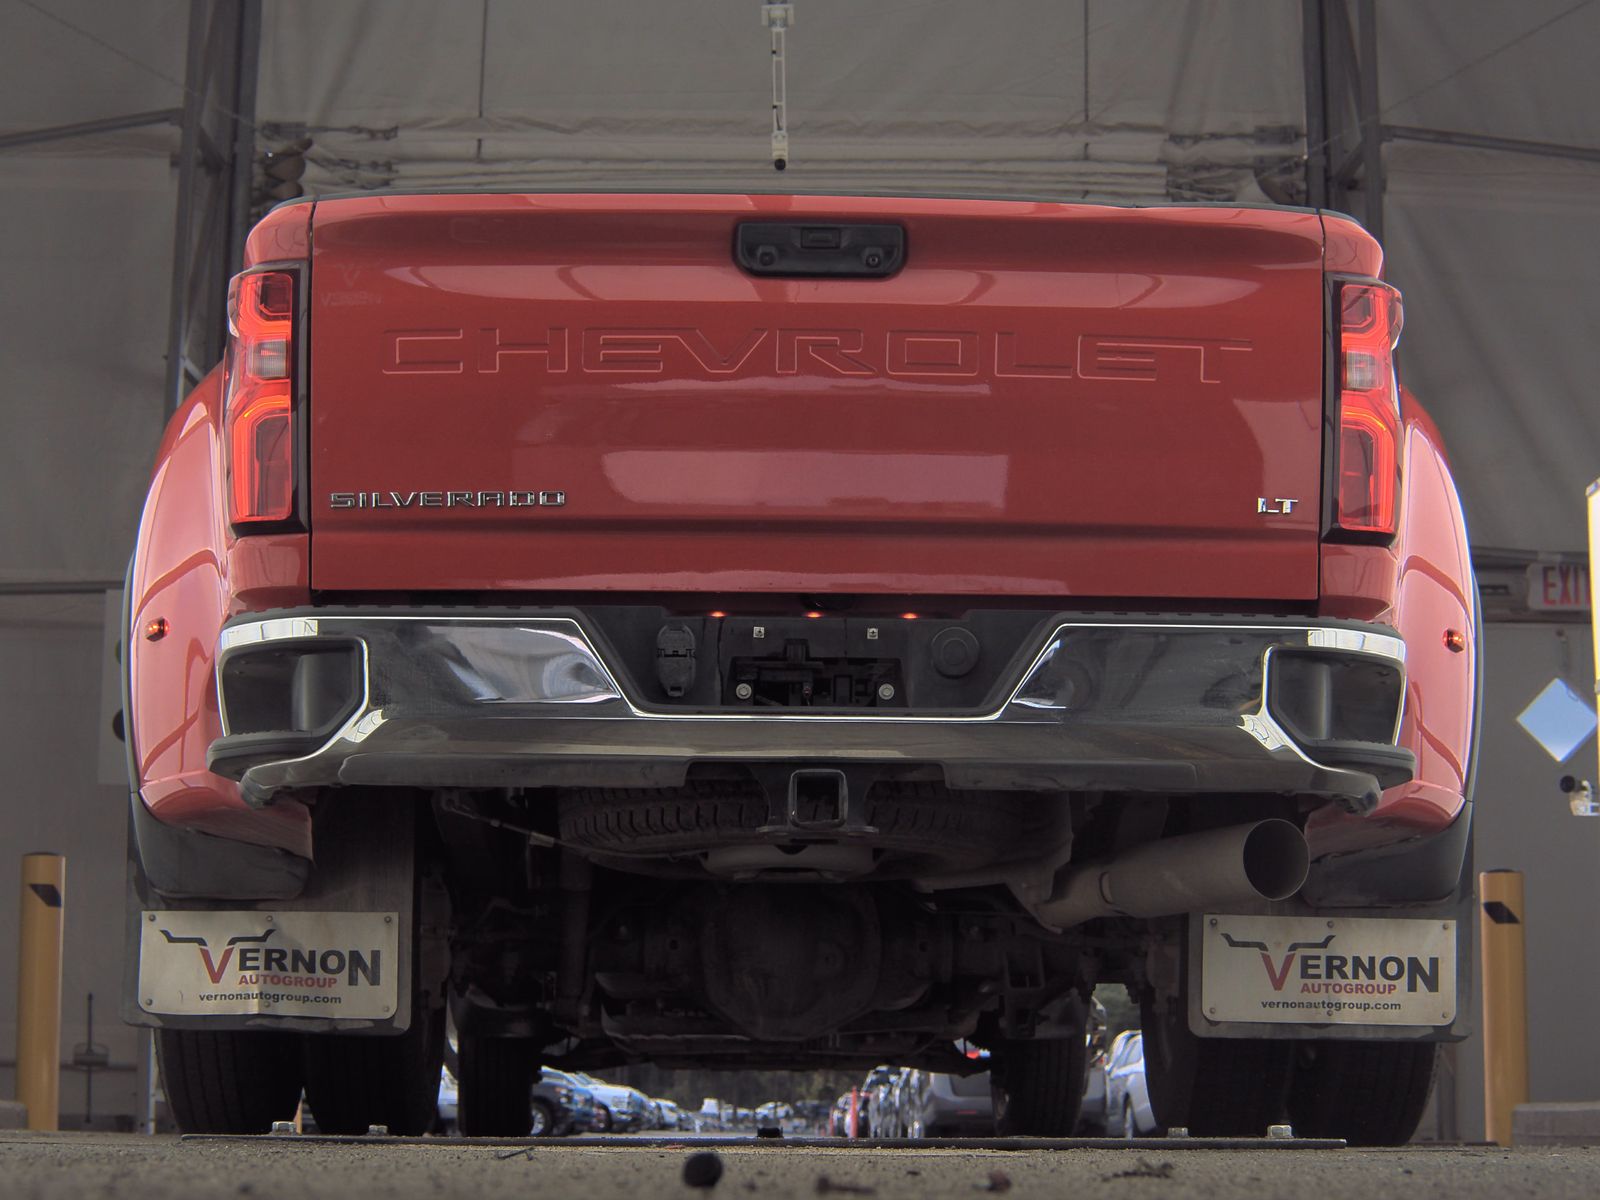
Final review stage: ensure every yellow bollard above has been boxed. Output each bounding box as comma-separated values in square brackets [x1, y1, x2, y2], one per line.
[1479, 869, 1529, 1147]
[16, 853, 65, 1131]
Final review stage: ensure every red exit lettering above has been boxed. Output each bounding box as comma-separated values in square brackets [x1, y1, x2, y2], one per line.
[1526, 563, 1592, 612]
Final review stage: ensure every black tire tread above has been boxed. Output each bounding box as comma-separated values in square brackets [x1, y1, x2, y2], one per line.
[1142, 982, 1295, 1137]
[457, 1035, 537, 1137]
[1287, 1040, 1438, 1146]
[993, 1035, 1090, 1137]
[157, 1029, 303, 1134]
[1186, 1038, 1292, 1136]
[301, 1003, 444, 1136]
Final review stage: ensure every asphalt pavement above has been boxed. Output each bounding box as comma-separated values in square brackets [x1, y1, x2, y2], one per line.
[3, 1131, 1599, 1200]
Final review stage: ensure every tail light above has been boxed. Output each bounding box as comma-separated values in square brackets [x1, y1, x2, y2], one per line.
[1334, 279, 1403, 537]
[224, 268, 299, 527]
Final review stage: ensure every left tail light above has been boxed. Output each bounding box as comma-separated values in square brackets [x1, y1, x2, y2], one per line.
[1333, 279, 1403, 538]
[224, 267, 299, 527]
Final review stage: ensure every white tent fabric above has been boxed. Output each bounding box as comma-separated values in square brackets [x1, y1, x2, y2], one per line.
[2, 0, 1598, 579]
[258, 0, 1305, 197]
[1383, 144, 1600, 552]
[0, 156, 170, 585]
[1376, 0, 1600, 148]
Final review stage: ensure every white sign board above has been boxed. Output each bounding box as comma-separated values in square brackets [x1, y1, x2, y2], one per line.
[1526, 562, 1591, 613]
[1200, 914, 1456, 1027]
[139, 910, 399, 1020]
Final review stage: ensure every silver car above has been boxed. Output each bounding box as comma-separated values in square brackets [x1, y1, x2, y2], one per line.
[899, 1060, 995, 1138]
[1104, 1030, 1158, 1137]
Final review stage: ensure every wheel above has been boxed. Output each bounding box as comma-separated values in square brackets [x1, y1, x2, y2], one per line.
[1287, 1040, 1438, 1146]
[594, 1103, 613, 1132]
[302, 999, 446, 1135]
[1140, 991, 1293, 1137]
[157, 1029, 304, 1133]
[1122, 1098, 1138, 1139]
[456, 1034, 537, 1136]
[990, 1001, 1091, 1136]
[528, 1098, 556, 1138]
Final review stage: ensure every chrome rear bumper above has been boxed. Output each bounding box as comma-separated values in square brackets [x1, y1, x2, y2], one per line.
[209, 610, 1410, 809]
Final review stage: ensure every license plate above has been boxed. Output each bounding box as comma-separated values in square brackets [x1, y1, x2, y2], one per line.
[1200, 914, 1456, 1026]
[139, 910, 399, 1020]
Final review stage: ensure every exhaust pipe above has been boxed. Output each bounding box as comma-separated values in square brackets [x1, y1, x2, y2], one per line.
[1034, 819, 1309, 929]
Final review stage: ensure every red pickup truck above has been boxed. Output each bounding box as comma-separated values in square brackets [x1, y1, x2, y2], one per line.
[123, 193, 1477, 1145]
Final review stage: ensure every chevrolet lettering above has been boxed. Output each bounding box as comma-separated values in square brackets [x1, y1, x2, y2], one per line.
[383, 325, 1253, 383]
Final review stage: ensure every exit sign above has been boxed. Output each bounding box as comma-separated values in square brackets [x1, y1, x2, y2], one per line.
[1526, 562, 1591, 613]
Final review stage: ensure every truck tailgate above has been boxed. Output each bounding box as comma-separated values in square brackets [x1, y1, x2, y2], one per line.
[307, 194, 1326, 600]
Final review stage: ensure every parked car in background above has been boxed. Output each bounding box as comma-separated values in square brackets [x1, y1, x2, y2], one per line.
[755, 1100, 798, 1132]
[861, 1066, 899, 1137]
[829, 1092, 854, 1137]
[899, 1064, 995, 1138]
[573, 1074, 648, 1132]
[874, 1072, 909, 1138]
[697, 1098, 724, 1132]
[529, 1068, 600, 1136]
[1105, 1031, 1158, 1137]
[1079, 1056, 1108, 1135]
[1077, 996, 1110, 1135]
[436, 1067, 459, 1134]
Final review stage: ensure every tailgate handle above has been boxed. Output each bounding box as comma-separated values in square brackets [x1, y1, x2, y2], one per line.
[735, 222, 904, 278]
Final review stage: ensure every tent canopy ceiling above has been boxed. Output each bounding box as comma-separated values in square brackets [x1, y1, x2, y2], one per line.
[2, 0, 1597, 576]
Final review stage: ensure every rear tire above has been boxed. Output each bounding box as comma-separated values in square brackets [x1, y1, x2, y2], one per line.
[1141, 991, 1293, 1136]
[990, 1002, 1091, 1136]
[1287, 1040, 1438, 1146]
[457, 1034, 537, 1136]
[301, 1000, 446, 1135]
[157, 1029, 304, 1134]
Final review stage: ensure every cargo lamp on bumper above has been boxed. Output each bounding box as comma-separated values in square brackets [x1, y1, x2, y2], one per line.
[1334, 279, 1403, 538]
[225, 267, 298, 527]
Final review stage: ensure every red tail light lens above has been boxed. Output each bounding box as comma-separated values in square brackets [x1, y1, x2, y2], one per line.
[225, 269, 297, 526]
[1335, 280, 1403, 537]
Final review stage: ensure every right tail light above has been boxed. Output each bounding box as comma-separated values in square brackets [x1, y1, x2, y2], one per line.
[224, 267, 299, 528]
[1333, 279, 1403, 537]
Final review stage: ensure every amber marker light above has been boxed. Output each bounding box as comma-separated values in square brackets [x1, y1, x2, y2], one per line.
[1444, 629, 1466, 653]
[144, 618, 170, 641]
[805, 611, 823, 619]
[901, 612, 919, 620]
[708, 611, 727, 619]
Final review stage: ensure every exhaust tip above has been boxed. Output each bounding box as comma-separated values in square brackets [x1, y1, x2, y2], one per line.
[1241, 819, 1311, 901]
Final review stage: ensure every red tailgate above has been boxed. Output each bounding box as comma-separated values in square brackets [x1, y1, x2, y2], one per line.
[307, 194, 1325, 600]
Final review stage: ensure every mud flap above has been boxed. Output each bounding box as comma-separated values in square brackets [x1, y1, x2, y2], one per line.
[1182, 874, 1474, 1042]
[124, 793, 422, 1035]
